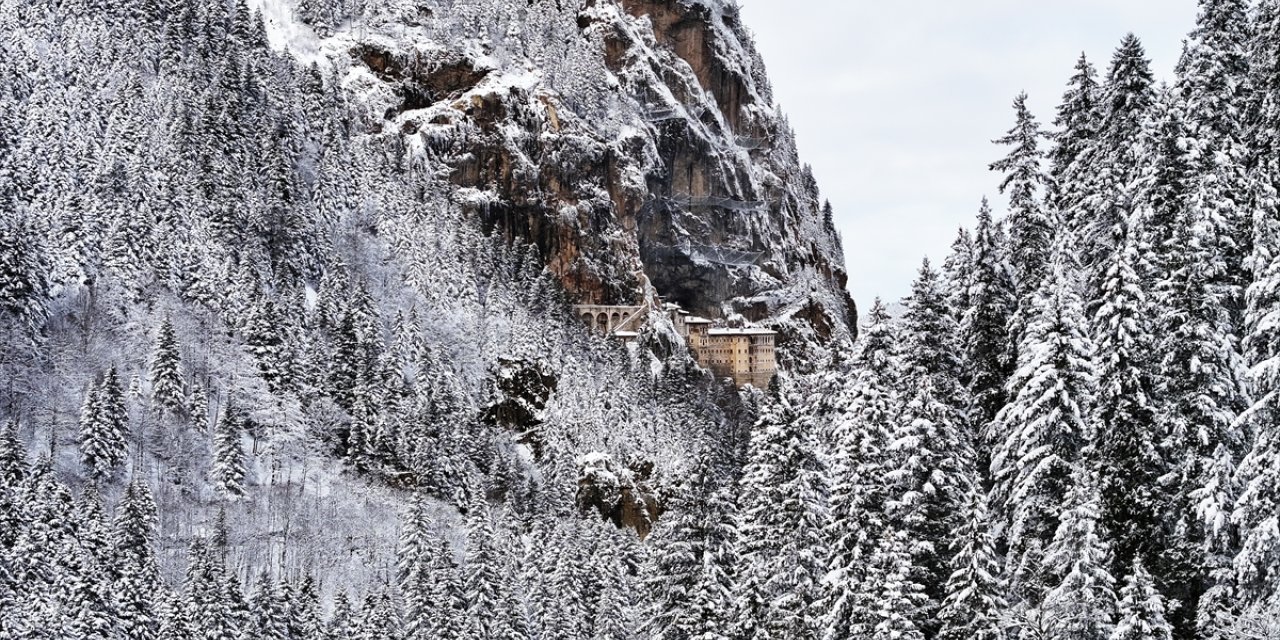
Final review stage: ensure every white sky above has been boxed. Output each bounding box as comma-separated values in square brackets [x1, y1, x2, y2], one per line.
[738, 0, 1200, 310]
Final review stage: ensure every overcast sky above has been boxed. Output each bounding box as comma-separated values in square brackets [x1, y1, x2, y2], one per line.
[738, 1, 1201, 311]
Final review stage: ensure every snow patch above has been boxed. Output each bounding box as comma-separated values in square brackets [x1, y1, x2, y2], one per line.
[246, 0, 326, 67]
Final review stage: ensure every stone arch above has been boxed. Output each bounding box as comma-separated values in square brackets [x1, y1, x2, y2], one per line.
[581, 312, 594, 328]
[611, 312, 621, 329]
[597, 313, 609, 332]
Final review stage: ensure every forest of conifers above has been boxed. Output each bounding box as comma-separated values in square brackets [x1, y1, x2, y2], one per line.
[4, 0, 1280, 639]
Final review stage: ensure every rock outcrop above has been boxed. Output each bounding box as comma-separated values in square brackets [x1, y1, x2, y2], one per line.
[577, 452, 664, 538]
[311, 0, 855, 355]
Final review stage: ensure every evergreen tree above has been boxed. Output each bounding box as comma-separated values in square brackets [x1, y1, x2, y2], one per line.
[1076, 34, 1157, 293]
[963, 198, 1017, 429]
[1101, 34, 1157, 166]
[1232, 1, 1280, 609]
[0, 418, 25, 488]
[1112, 560, 1174, 640]
[1176, 0, 1253, 292]
[354, 590, 401, 640]
[856, 529, 929, 640]
[285, 576, 325, 640]
[1234, 371, 1280, 604]
[150, 315, 185, 414]
[991, 92, 1053, 294]
[429, 536, 466, 639]
[1233, 144, 1280, 604]
[734, 397, 828, 640]
[859, 297, 901, 379]
[330, 592, 356, 639]
[398, 493, 433, 586]
[244, 294, 292, 393]
[647, 455, 738, 640]
[895, 260, 973, 600]
[79, 367, 129, 480]
[1042, 478, 1119, 640]
[212, 400, 247, 498]
[1091, 217, 1164, 575]
[156, 592, 195, 640]
[223, 572, 252, 640]
[53, 537, 118, 640]
[941, 228, 976, 326]
[1153, 212, 1249, 634]
[901, 259, 967, 400]
[462, 498, 504, 640]
[1252, 0, 1280, 199]
[937, 485, 1007, 640]
[189, 382, 210, 431]
[1140, 88, 1196, 272]
[112, 478, 160, 640]
[822, 307, 897, 640]
[1051, 53, 1103, 216]
[249, 572, 287, 640]
[991, 254, 1095, 596]
[182, 540, 239, 640]
[1136, 107, 1246, 635]
[0, 212, 49, 334]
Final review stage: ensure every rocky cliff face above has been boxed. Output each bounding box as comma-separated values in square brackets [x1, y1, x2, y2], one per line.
[287, 0, 856, 352]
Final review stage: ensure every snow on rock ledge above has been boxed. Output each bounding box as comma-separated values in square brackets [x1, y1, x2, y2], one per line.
[576, 451, 663, 539]
[275, 0, 856, 359]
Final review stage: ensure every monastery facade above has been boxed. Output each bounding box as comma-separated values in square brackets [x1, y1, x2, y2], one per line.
[574, 302, 777, 389]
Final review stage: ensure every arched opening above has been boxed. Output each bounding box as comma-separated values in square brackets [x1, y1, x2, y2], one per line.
[581, 312, 594, 328]
[597, 313, 609, 332]
[611, 312, 621, 329]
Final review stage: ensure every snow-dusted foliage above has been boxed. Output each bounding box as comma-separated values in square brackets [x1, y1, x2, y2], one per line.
[8, 0, 1280, 637]
[0, 0, 828, 635]
[813, 3, 1280, 638]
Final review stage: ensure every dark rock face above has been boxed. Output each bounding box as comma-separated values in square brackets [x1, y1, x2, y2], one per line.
[356, 44, 492, 118]
[350, 0, 856, 343]
[619, 0, 752, 134]
[576, 453, 663, 539]
[481, 359, 559, 456]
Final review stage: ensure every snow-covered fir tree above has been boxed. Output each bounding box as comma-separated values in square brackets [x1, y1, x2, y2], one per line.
[1112, 560, 1175, 640]
[991, 250, 1096, 597]
[734, 397, 829, 640]
[883, 259, 974, 634]
[1176, 0, 1254, 294]
[1231, 0, 1280, 612]
[991, 92, 1053, 295]
[149, 316, 185, 415]
[647, 454, 738, 640]
[1050, 53, 1103, 218]
[1153, 210, 1249, 635]
[823, 300, 899, 640]
[1042, 476, 1119, 640]
[78, 366, 129, 480]
[212, 400, 248, 498]
[1090, 216, 1164, 576]
[937, 484, 1007, 640]
[963, 198, 1018, 431]
[1075, 34, 1156, 295]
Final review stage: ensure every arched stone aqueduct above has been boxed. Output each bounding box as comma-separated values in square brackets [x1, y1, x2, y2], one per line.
[574, 305, 646, 334]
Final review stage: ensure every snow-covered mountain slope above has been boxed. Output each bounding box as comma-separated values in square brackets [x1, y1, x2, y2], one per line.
[294, 0, 855, 350]
[0, 0, 851, 627]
